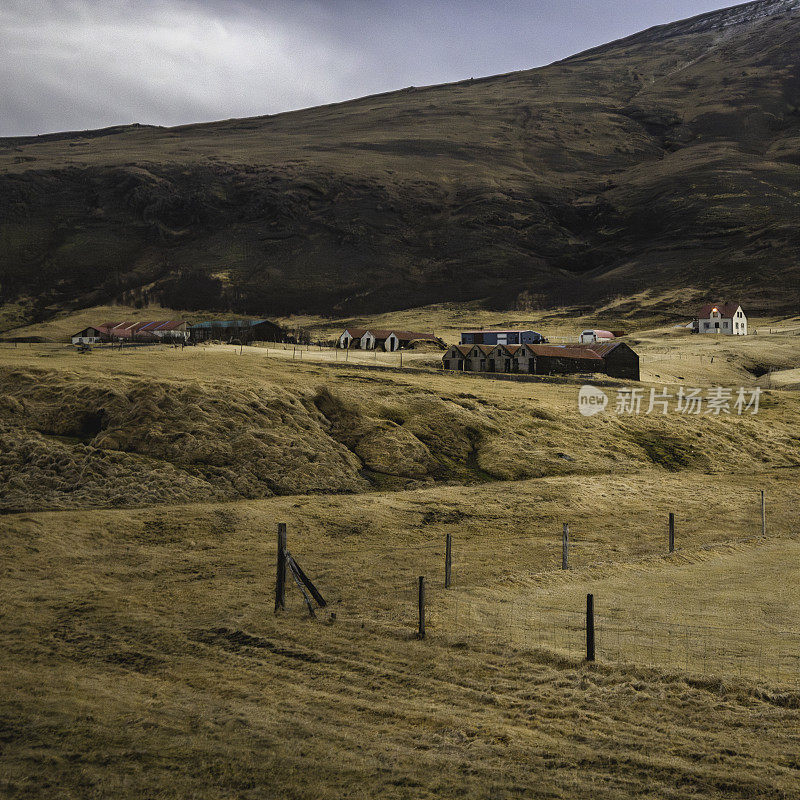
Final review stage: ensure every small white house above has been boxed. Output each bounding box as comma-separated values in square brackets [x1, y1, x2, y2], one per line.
[337, 328, 367, 348]
[579, 329, 614, 344]
[693, 303, 747, 335]
[337, 328, 442, 351]
[71, 326, 103, 345]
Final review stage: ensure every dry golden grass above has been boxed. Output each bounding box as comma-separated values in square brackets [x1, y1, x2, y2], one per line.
[1, 338, 799, 511]
[0, 303, 230, 340]
[3, 468, 800, 798]
[2, 325, 800, 798]
[6, 300, 799, 347]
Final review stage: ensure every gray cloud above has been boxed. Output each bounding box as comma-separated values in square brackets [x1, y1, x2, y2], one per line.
[1, 0, 740, 137]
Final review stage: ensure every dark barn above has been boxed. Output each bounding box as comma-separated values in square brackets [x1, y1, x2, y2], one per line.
[586, 342, 640, 380]
[443, 341, 640, 380]
[190, 319, 285, 343]
[526, 344, 606, 376]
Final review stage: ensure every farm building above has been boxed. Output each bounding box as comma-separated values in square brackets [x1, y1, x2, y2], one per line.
[691, 303, 747, 335]
[91, 321, 188, 342]
[443, 341, 639, 380]
[338, 328, 368, 349]
[96, 322, 158, 342]
[337, 329, 443, 351]
[460, 329, 546, 345]
[189, 319, 284, 343]
[579, 341, 640, 379]
[71, 327, 104, 345]
[135, 321, 189, 340]
[579, 329, 615, 343]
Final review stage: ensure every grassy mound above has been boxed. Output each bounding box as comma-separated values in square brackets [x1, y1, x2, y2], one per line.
[1, 344, 799, 512]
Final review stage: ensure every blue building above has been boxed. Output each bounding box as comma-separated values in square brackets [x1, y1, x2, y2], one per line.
[460, 329, 546, 346]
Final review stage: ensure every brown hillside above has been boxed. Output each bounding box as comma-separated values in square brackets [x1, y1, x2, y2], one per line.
[1, 0, 799, 325]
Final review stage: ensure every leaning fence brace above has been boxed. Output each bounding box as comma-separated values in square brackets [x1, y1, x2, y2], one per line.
[275, 523, 287, 612]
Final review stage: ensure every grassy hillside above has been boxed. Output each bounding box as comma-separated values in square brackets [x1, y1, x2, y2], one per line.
[1, 332, 799, 512]
[3, 468, 800, 798]
[2, 320, 800, 796]
[2, 0, 800, 325]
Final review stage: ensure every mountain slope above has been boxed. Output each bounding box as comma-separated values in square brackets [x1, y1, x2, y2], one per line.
[1, 0, 800, 324]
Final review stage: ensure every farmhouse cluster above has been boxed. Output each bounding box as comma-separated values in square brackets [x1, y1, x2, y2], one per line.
[72, 319, 284, 345]
[71, 320, 190, 344]
[337, 328, 444, 351]
[68, 301, 747, 386]
[443, 335, 640, 380]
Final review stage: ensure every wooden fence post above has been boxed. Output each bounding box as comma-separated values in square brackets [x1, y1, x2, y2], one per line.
[418, 577, 426, 639]
[669, 513, 675, 553]
[586, 593, 595, 662]
[275, 523, 287, 612]
[761, 490, 766, 536]
[562, 524, 569, 570]
[445, 534, 452, 588]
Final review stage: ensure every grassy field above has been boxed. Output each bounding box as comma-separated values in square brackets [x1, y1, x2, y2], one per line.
[3, 470, 800, 798]
[2, 323, 800, 797]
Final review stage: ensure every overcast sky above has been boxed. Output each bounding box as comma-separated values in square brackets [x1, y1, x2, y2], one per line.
[1, 0, 742, 137]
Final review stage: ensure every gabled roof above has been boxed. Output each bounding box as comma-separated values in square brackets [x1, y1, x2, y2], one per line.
[365, 329, 439, 341]
[698, 302, 741, 318]
[527, 344, 604, 360]
[390, 330, 440, 342]
[342, 328, 368, 338]
[99, 321, 135, 332]
[98, 325, 158, 341]
[446, 345, 472, 357]
[585, 341, 628, 357]
[141, 320, 186, 331]
[190, 319, 272, 329]
[97, 321, 144, 337]
[461, 329, 538, 335]
[582, 329, 615, 339]
[489, 343, 521, 355]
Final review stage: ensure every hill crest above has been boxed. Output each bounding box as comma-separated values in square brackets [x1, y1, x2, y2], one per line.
[1, 0, 799, 325]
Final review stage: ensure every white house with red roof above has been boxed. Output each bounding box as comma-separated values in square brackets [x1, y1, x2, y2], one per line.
[692, 303, 747, 335]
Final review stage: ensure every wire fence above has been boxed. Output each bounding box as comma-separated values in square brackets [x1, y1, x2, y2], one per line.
[410, 588, 800, 688]
[273, 491, 800, 688]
